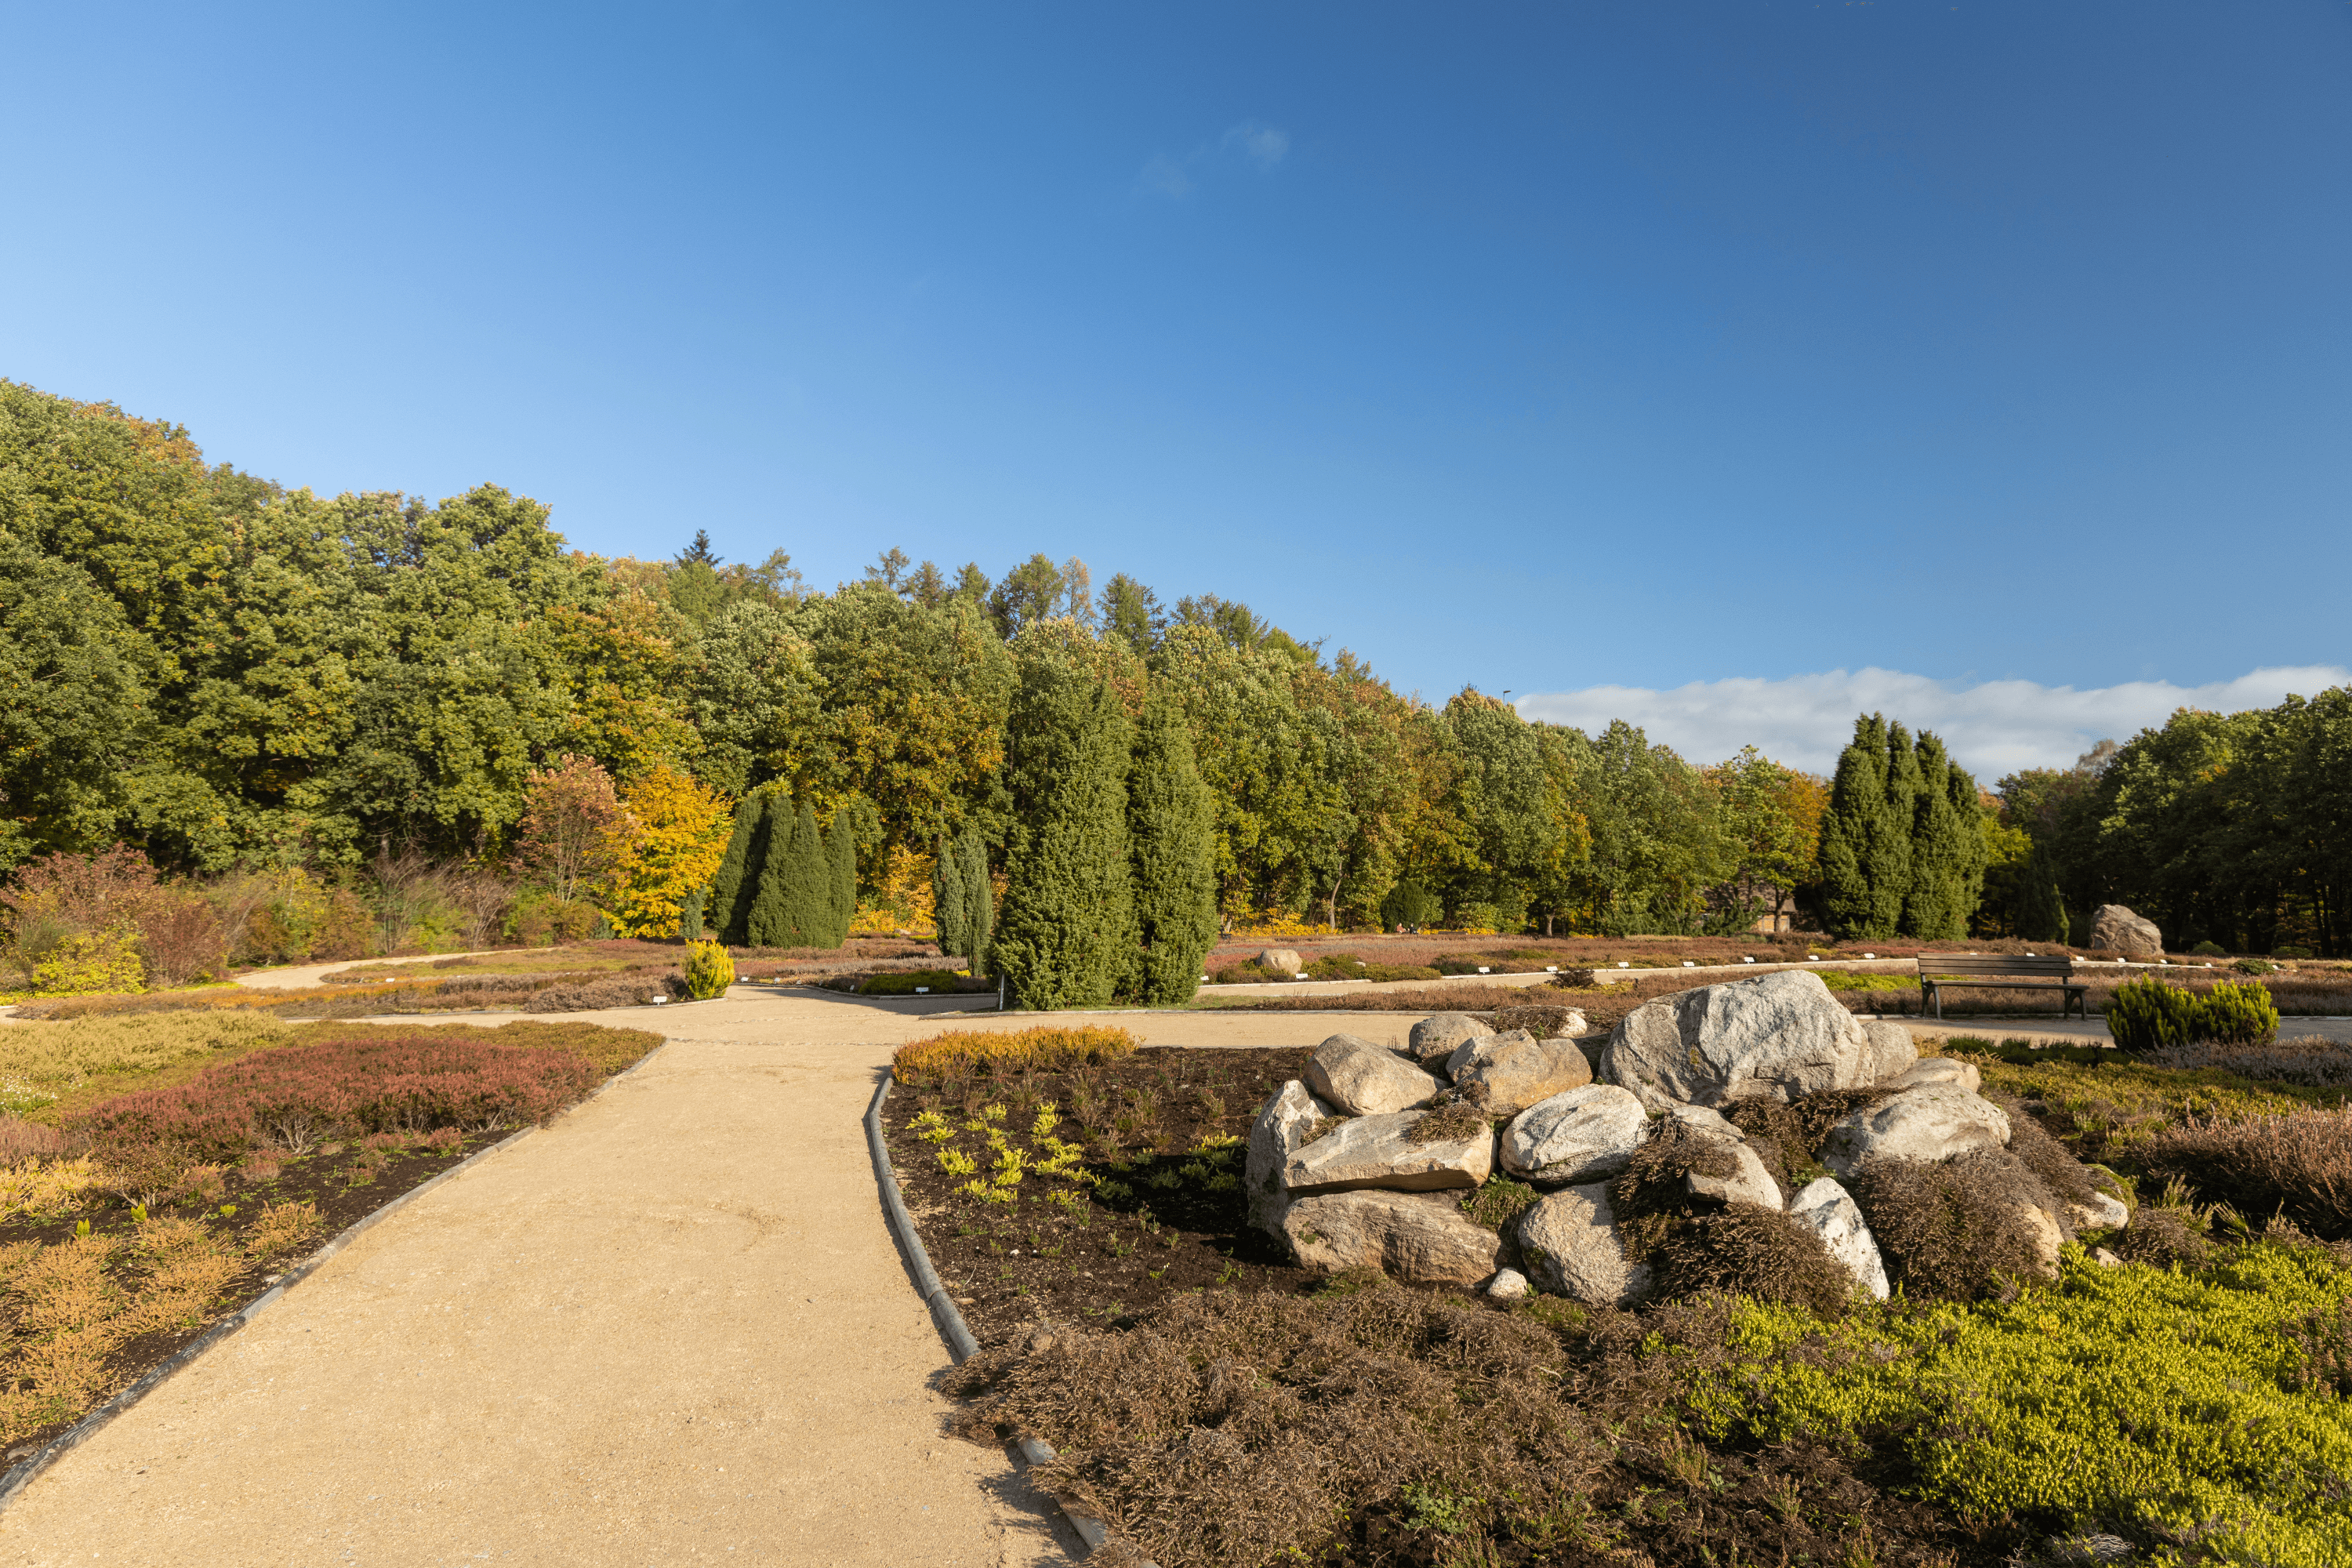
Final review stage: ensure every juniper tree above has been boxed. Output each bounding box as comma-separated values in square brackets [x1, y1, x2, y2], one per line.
[1902, 733, 1987, 940]
[709, 793, 765, 945]
[744, 797, 797, 948]
[993, 660, 1134, 1008]
[825, 809, 857, 945]
[933, 835, 968, 958]
[781, 801, 832, 948]
[1126, 688, 1219, 1004]
[1819, 714, 1899, 939]
[958, 827, 993, 977]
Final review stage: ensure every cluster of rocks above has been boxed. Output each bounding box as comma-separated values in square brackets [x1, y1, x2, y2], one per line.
[1247, 968, 2128, 1306]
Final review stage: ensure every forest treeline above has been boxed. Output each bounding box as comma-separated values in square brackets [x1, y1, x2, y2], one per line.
[4, 379, 2343, 958]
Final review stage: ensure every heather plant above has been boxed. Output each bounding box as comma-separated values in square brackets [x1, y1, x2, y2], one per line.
[892, 1025, 1140, 1084]
[0, 1011, 292, 1116]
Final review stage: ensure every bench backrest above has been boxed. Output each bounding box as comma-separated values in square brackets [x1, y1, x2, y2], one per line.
[1917, 953, 2075, 978]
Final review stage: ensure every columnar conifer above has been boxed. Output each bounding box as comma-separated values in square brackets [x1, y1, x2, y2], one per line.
[709, 792, 764, 945]
[933, 836, 968, 958]
[1819, 714, 1895, 939]
[781, 801, 831, 947]
[825, 810, 857, 945]
[957, 828, 993, 977]
[745, 797, 799, 948]
[1127, 689, 1218, 1004]
[993, 661, 1134, 1008]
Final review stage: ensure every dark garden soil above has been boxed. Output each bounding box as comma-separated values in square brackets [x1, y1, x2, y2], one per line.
[883, 1046, 1334, 1348]
[0, 1130, 509, 1464]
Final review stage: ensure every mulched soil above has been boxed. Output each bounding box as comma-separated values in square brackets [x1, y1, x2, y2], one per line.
[1, 1131, 507, 1464]
[882, 1046, 1327, 1348]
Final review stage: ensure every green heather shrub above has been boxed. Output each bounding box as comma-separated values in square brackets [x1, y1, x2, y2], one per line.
[2107, 976, 2202, 1053]
[1683, 1243, 2352, 1564]
[2190, 939, 2227, 956]
[682, 940, 735, 1000]
[858, 968, 970, 995]
[2235, 956, 2279, 975]
[1378, 879, 1439, 930]
[2199, 978, 2281, 1045]
[2277, 945, 2314, 960]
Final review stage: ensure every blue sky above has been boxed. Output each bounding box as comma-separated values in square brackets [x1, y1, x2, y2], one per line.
[5, 2, 2348, 773]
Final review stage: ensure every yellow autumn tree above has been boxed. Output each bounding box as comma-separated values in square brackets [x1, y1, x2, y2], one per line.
[598, 764, 733, 939]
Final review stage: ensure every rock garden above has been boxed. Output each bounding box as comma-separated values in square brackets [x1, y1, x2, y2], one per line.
[913, 971, 2352, 1568]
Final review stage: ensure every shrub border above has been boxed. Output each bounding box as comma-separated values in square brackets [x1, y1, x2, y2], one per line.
[863, 1076, 1154, 1566]
[0, 1038, 671, 1515]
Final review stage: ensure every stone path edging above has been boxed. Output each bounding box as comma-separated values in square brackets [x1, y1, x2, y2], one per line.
[864, 1076, 1152, 1567]
[0, 1040, 670, 1515]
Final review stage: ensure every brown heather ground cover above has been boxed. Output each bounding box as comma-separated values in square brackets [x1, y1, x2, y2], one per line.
[892, 1018, 2352, 1568]
[0, 1016, 657, 1457]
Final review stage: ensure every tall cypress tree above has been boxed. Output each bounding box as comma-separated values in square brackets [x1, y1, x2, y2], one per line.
[709, 793, 764, 946]
[958, 827, 993, 978]
[993, 661, 1134, 1008]
[1819, 714, 1895, 939]
[1875, 721, 1921, 934]
[825, 811, 857, 946]
[1901, 733, 1987, 939]
[745, 796, 799, 948]
[1127, 688, 1218, 1004]
[933, 835, 968, 960]
[782, 801, 831, 947]
[2020, 840, 2069, 942]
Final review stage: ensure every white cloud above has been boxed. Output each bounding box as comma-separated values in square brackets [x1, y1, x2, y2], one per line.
[1138, 121, 1287, 199]
[1513, 666, 2352, 779]
[1222, 121, 1289, 169]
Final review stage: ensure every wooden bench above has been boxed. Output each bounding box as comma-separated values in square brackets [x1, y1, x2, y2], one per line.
[1918, 954, 2089, 1019]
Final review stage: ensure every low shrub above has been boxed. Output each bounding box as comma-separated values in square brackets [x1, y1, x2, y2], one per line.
[682, 940, 735, 1000]
[2107, 976, 2207, 1053]
[858, 967, 972, 995]
[2277, 945, 2314, 960]
[2191, 939, 2227, 956]
[1846, 1149, 2065, 1301]
[2198, 978, 2281, 1044]
[1552, 967, 1599, 989]
[524, 971, 685, 1011]
[892, 1025, 1140, 1085]
[1607, 1119, 1853, 1315]
[29, 930, 146, 997]
[0, 1156, 99, 1220]
[2136, 1035, 2352, 1087]
[1683, 1243, 2352, 1563]
[0, 1117, 65, 1164]
[2132, 1107, 2352, 1240]
[2235, 956, 2278, 975]
[1432, 953, 1506, 975]
[0, 1011, 293, 1117]
[67, 1034, 604, 1160]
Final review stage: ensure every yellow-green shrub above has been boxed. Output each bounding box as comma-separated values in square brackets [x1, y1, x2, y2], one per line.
[891, 1025, 1140, 1083]
[1681, 1243, 2352, 1563]
[30, 931, 146, 997]
[682, 940, 735, 1000]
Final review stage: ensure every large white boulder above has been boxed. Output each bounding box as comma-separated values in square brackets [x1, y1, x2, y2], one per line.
[1246, 1080, 1334, 1236]
[1786, 1178, 1889, 1299]
[1282, 1110, 1494, 1194]
[1517, 1182, 1651, 1306]
[1280, 1189, 1508, 1288]
[1410, 1012, 1492, 1067]
[1499, 1084, 1648, 1185]
[1885, 1056, 1980, 1094]
[1306, 1033, 1443, 1115]
[1861, 1021, 1919, 1083]
[2089, 905, 2161, 956]
[1819, 1085, 2012, 1178]
[1685, 1140, 1782, 1210]
[1446, 1032, 1592, 1115]
[1601, 970, 1873, 1111]
[1258, 946, 1304, 975]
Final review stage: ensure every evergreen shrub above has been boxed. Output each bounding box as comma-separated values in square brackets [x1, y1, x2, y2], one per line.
[891, 1025, 1138, 1084]
[2191, 939, 2227, 956]
[2107, 976, 2202, 1054]
[2199, 978, 2281, 1045]
[682, 940, 735, 1000]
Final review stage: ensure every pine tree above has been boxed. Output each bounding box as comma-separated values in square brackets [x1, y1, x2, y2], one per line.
[1127, 689, 1218, 1004]
[933, 835, 968, 959]
[2020, 840, 2068, 942]
[826, 810, 857, 946]
[958, 827, 993, 978]
[1819, 714, 1895, 939]
[745, 797, 799, 948]
[993, 661, 1134, 1008]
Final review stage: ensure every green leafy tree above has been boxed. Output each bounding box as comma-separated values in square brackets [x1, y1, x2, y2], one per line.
[1559, 721, 1731, 935]
[0, 533, 147, 869]
[1127, 689, 1218, 1004]
[993, 654, 1134, 1008]
[1705, 746, 1812, 933]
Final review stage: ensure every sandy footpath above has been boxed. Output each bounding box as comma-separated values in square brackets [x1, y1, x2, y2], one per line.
[7, 995, 1259, 1567]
